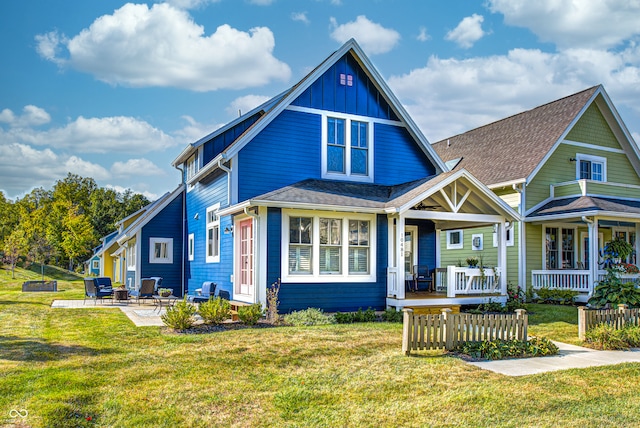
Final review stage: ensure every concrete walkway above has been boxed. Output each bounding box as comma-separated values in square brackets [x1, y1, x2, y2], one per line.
[469, 341, 640, 376]
[52, 299, 166, 327]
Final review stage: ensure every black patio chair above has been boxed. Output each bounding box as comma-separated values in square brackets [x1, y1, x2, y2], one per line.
[130, 278, 156, 304]
[83, 278, 113, 305]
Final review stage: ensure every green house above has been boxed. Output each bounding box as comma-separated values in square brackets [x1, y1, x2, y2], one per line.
[432, 85, 640, 301]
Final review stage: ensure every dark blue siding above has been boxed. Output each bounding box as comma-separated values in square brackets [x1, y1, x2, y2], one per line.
[238, 110, 322, 200]
[406, 219, 436, 276]
[140, 192, 184, 296]
[201, 113, 262, 165]
[275, 214, 388, 313]
[292, 52, 399, 121]
[266, 208, 282, 289]
[375, 123, 436, 184]
[184, 171, 234, 299]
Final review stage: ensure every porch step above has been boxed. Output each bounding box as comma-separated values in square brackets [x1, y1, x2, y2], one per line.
[406, 305, 460, 315]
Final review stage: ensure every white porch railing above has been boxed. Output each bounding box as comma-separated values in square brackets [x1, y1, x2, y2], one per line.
[447, 266, 501, 297]
[531, 270, 591, 292]
[597, 271, 640, 284]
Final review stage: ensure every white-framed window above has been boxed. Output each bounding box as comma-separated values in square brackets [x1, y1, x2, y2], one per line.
[576, 153, 606, 182]
[446, 230, 463, 250]
[322, 113, 373, 182]
[186, 152, 199, 181]
[126, 242, 136, 270]
[544, 226, 576, 269]
[92, 260, 99, 270]
[149, 237, 173, 264]
[188, 233, 194, 261]
[206, 204, 220, 263]
[493, 223, 515, 247]
[282, 210, 376, 283]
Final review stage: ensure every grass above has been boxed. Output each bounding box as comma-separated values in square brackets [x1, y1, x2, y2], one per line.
[1, 266, 640, 427]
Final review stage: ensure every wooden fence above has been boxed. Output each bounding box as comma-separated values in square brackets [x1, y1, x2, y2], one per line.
[402, 308, 528, 355]
[578, 305, 640, 340]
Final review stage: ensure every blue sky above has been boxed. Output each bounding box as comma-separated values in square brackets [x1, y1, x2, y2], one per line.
[2, 0, 640, 201]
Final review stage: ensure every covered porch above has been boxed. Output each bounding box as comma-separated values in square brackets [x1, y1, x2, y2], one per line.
[527, 196, 640, 301]
[384, 170, 519, 309]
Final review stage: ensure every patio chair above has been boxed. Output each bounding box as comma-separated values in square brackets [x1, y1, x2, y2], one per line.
[83, 278, 113, 305]
[187, 281, 216, 303]
[413, 265, 434, 292]
[130, 278, 156, 304]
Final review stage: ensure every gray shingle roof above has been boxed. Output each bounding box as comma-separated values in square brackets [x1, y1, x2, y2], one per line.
[529, 196, 640, 218]
[431, 86, 600, 186]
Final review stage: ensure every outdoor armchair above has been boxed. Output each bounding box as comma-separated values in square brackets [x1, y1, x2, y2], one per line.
[83, 278, 113, 304]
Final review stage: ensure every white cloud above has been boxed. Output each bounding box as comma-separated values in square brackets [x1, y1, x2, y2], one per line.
[445, 14, 486, 48]
[488, 0, 640, 49]
[111, 158, 165, 177]
[105, 184, 159, 202]
[329, 15, 400, 55]
[164, 0, 219, 9]
[0, 105, 51, 127]
[36, 3, 291, 91]
[0, 143, 109, 198]
[388, 46, 640, 142]
[173, 115, 225, 143]
[417, 26, 430, 42]
[291, 12, 310, 25]
[226, 95, 272, 117]
[0, 112, 177, 154]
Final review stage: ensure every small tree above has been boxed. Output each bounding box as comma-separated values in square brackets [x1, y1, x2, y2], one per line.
[3, 229, 26, 279]
[27, 234, 55, 281]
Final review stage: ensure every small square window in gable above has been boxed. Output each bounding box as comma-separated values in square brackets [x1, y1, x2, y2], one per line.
[339, 73, 354, 87]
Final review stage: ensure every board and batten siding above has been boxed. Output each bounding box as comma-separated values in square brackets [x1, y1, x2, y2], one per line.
[274, 214, 388, 313]
[201, 113, 262, 165]
[185, 170, 234, 298]
[439, 224, 519, 286]
[140, 192, 184, 296]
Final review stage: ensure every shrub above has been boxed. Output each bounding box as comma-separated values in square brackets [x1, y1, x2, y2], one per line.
[505, 285, 526, 312]
[381, 308, 403, 323]
[475, 300, 505, 313]
[198, 297, 231, 325]
[161, 299, 197, 330]
[265, 279, 281, 324]
[588, 269, 640, 308]
[455, 337, 558, 360]
[283, 308, 335, 326]
[535, 288, 579, 305]
[584, 323, 628, 350]
[334, 308, 376, 324]
[621, 325, 640, 347]
[237, 303, 264, 325]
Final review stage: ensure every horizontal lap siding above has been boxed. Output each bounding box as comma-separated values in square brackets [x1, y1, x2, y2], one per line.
[141, 193, 184, 296]
[566, 104, 622, 150]
[185, 171, 233, 298]
[238, 110, 321, 201]
[374, 123, 435, 184]
[275, 214, 388, 313]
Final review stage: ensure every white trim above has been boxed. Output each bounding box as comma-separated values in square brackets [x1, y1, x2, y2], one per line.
[286, 105, 403, 127]
[487, 178, 527, 190]
[281, 209, 377, 283]
[575, 153, 607, 182]
[149, 237, 174, 264]
[206, 203, 221, 263]
[404, 225, 418, 277]
[321, 112, 374, 183]
[563, 139, 625, 154]
[542, 225, 578, 270]
[257, 206, 268, 307]
[188, 233, 194, 261]
[446, 229, 463, 250]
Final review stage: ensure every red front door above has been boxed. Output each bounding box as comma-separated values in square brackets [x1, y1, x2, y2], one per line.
[236, 218, 254, 297]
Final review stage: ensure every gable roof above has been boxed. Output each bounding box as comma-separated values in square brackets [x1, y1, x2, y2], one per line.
[431, 85, 640, 188]
[174, 39, 447, 182]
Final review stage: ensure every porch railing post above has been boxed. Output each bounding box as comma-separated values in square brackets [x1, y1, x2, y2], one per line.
[446, 266, 456, 298]
[515, 308, 527, 341]
[402, 308, 414, 355]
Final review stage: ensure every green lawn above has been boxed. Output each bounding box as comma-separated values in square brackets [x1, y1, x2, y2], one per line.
[1, 267, 640, 427]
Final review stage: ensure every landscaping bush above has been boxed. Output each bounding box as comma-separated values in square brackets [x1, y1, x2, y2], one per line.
[283, 308, 335, 326]
[334, 308, 376, 324]
[454, 337, 558, 360]
[621, 325, 640, 347]
[535, 288, 579, 305]
[198, 297, 231, 325]
[505, 285, 526, 312]
[237, 303, 264, 325]
[474, 300, 505, 313]
[381, 308, 403, 323]
[584, 323, 629, 350]
[588, 269, 640, 308]
[161, 299, 197, 330]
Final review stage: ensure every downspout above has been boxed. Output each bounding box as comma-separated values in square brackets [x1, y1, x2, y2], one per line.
[174, 164, 186, 296]
[244, 206, 260, 305]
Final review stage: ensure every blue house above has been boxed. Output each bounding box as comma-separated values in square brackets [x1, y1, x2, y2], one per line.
[172, 39, 518, 312]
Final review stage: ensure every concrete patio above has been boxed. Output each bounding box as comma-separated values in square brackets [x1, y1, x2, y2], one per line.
[51, 299, 167, 327]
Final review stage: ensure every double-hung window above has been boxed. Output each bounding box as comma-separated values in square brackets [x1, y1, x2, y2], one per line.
[206, 204, 220, 263]
[545, 227, 575, 269]
[576, 154, 606, 182]
[283, 211, 376, 282]
[324, 115, 372, 181]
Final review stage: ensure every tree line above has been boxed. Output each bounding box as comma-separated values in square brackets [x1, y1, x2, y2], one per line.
[1, 173, 150, 276]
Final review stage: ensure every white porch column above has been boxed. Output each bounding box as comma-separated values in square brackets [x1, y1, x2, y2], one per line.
[588, 218, 599, 296]
[396, 214, 406, 300]
[498, 221, 508, 295]
[387, 215, 397, 298]
[635, 222, 640, 266]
